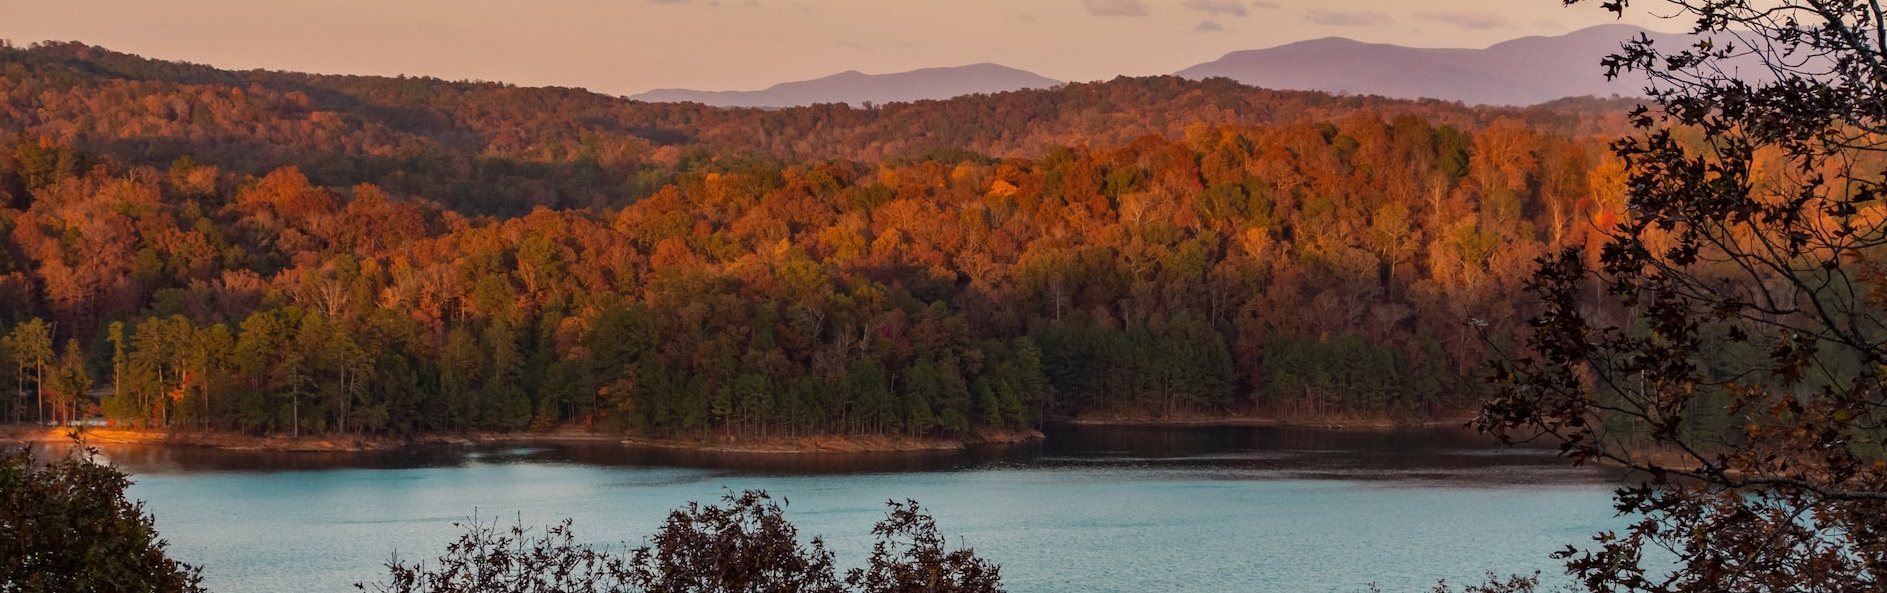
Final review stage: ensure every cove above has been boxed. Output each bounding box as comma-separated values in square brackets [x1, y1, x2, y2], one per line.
[101, 425, 1624, 593]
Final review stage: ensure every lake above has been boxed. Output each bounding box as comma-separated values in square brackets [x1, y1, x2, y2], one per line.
[94, 425, 1624, 593]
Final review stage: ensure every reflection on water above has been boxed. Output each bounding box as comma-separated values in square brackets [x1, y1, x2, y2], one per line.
[91, 436, 1006, 475]
[1030, 424, 1612, 486]
[82, 425, 1621, 593]
[95, 424, 1599, 482]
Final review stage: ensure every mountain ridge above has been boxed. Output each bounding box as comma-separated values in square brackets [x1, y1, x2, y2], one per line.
[629, 25, 1681, 108]
[1175, 24, 1679, 106]
[629, 63, 1062, 108]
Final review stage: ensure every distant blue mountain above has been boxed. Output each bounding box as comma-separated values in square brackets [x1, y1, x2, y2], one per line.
[630, 63, 1062, 108]
[1176, 24, 1697, 106]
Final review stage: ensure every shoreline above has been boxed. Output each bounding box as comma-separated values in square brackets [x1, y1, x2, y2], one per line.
[1054, 410, 1478, 432]
[0, 425, 1045, 455]
[612, 429, 1043, 454]
[0, 410, 1481, 455]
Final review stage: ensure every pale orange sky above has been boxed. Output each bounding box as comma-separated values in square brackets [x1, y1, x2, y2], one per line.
[0, 0, 1672, 96]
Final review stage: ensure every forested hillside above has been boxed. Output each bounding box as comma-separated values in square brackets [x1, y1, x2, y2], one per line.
[0, 42, 1635, 214]
[0, 42, 1640, 439]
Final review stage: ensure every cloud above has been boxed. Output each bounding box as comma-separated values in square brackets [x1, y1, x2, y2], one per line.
[1196, 19, 1224, 32]
[1415, 10, 1511, 30]
[1303, 9, 1389, 27]
[1085, 0, 1149, 17]
[1183, 0, 1246, 17]
[647, 0, 690, 4]
[1249, 1, 1279, 8]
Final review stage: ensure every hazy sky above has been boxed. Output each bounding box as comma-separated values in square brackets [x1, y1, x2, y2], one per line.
[1, 1, 1672, 97]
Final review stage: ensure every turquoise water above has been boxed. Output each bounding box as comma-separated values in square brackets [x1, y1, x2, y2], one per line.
[102, 426, 1623, 593]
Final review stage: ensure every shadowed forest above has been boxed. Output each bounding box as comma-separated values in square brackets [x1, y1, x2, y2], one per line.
[0, 42, 1671, 439]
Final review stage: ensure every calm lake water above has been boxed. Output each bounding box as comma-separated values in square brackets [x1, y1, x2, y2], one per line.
[90, 425, 1623, 593]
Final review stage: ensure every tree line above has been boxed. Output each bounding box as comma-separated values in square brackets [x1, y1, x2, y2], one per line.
[0, 108, 1644, 438]
[0, 43, 1684, 439]
[0, 42, 1636, 216]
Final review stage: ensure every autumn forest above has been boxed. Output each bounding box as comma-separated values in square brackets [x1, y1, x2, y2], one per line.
[0, 41, 1647, 440]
